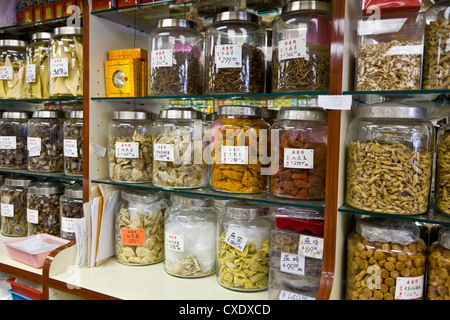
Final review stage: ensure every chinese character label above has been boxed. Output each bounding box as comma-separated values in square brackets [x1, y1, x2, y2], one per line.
[64, 139, 78, 157]
[224, 228, 248, 252]
[215, 45, 242, 69]
[154, 143, 174, 162]
[115, 141, 139, 159]
[27, 137, 41, 157]
[284, 148, 314, 169]
[278, 36, 307, 61]
[61, 217, 79, 233]
[279, 290, 315, 300]
[0, 66, 13, 80]
[1, 203, 14, 218]
[27, 209, 39, 224]
[221, 146, 248, 165]
[298, 235, 324, 259]
[166, 232, 184, 252]
[0, 136, 16, 150]
[121, 228, 145, 246]
[26, 64, 36, 83]
[395, 276, 424, 300]
[50, 58, 69, 77]
[151, 50, 173, 68]
[280, 252, 305, 276]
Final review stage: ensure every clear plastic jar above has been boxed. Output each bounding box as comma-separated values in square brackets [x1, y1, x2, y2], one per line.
[205, 11, 266, 94]
[427, 227, 450, 300]
[0, 111, 31, 169]
[26, 32, 52, 99]
[152, 107, 207, 189]
[1, 176, 34, 237]
[272, 1, 331, 92]
[345, 103, 434, 215]
[63, 110, 83, 176]
[436, 123, 450, 215]
[270, 108, 327, 200]
[0, 39, 28, 99]
[149, 19, 204, 96]
[164, 194, 218, 278]
[217, 200, 272, 291]
[60, 183, 83, 240]
[108, 110, 153, 183]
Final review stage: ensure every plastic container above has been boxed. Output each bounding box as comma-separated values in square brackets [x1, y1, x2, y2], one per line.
[60, 184, 83, 240]
[9, 289, 32, 300]
[63, 110, 83, 176]
[0, 111, 31, 169]
[427, 227, 450, 300]
[26, 32, 52, 99]
[274, 206, 324, 236]
[0, 39, 28, 99]
[435, 123, 450, 215]
[6, 277, 42, 300]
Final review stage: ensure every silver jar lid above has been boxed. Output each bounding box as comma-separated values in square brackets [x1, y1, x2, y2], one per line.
[121, 188, 163, 204]
[213, 11, 260, 25]
[4, 176, 34, 187]
[2, 111, 31, 119]
[0, 39, 28, 48]
[158, 107, 203, 120]
[203, 112, 218, 122]
[262, 108, 278, 119]
[355, 218, 420, 245]
[31, 32, 53, 41]
[53, 27, 82, 36]
[438, 227, 450, 250]
[69, 110, 83, 119]
[225, 200, 269, 218]
[283, 1, 332, 14]
[156, 18, 200, 31]
[112, 110, 148, 120]
[64, 184, 83, 199]
[28, 181, 65, 195]
[356, 102, 428, 119]
[278, 107, 328, 121]
[32, 110, 65, 118]
[170, 194, 215, 207]
[218, 105, 263, 117]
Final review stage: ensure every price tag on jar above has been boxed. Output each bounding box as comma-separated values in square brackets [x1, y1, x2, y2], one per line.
[1, 203, 14, 218]
[50, 58, 69, 77]
[27, 137, 41, 157]
[395, 276, 424, 300]
[61, 217, 77, 233]
[0, 136, 16, 150]
[64, 139, 78, 157]
[284, 148, 314, 169]
[27, 208, 39, 224]
[166, 232, 184, 252]
[121, 228, 145, 246]
[278, 36, 307, 61]
[224, 228, 248, 252]
[115, 142, 139, 159]
[215, 45, 242, 69]
[26, 64, 36, 83]
[279, 290, 315, 300]
[151, 49, 173, 68]
[154, 143, 174, 162]
[0, 66, 13, 80]
[298, 235, 324, 259]
[280, 252, 305, 276]
[221, 146, 248, 165]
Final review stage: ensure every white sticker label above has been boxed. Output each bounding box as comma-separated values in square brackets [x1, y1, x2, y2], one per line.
[1, 203, 14, 217]
[224, 228, 248, 252]
[165, 232, 184, 252]
[284, 148, 314, 169]
[317, 95, 353, 110]
[215, 45, 242, 68]
[279, 290, 315, 300]
[64, 139, 78, 157]
[395, 276, 424, 300]
[61, 217, 79, 233]
[50, 58, 69, 77]
[0, 66, 13, 80]
[154, 143, 174, 162]
[386, 45, 423, 56]
[280, 252, 305, 276]
[221, 146, 248, 165]
[278, 37, 307, 61]
[151, 49, 173, 68]
[298, 235, 324, 260]
[26, 64, 36, 83]
[115, 141, 139, 159]
[27, 137, 41, 157]
[27, 208, 39, 224]
[0, 136, 16, 150]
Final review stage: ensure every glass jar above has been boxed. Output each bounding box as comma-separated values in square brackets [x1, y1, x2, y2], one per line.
[27, 110, 65, 172]
[0, 111, 31, 169]
[108, 110, 153, 183]
[0, 39, 28, 99]
[436, 123, 450, 215]
[217, 200, 272, 291]
[27, 180, 65, 236]
[427, 227, 450, 300]
[1, 176, 34, 237]
[205, 11, 266, 94]
[63, 110, 83, 176]
[272, 1, 331, 92]
[346, 218, 427, 300]
[152, 107, 207, 189]
[164, 194, 218, 278]
[345, 103, 434, 215]
[192, 0, 240, 19]
[210, 105, 270, 193]
[270, 108, 327, 200]
[149, 19, 204, 96]
[26, 32, 52, 99]
[115, 188, 167, 266]
[60, 183, 83, 240]
[49, 27, 83, 98]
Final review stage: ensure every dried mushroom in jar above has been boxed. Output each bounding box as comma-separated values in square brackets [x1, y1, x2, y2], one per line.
[63, 111, 83, 176]
[0, 111, 30, 169]
[436, 128, 450, 215]
[60, 184, 83, 240]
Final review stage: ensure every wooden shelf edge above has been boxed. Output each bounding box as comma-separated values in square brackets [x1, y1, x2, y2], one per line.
[47, 278, 119, 300]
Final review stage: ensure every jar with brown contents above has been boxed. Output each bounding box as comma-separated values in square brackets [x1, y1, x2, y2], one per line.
[427, 227, 450, 300]
[0, 111, 31, 169]
[435, 123, 450, 215]
[60, 184, 83, 240]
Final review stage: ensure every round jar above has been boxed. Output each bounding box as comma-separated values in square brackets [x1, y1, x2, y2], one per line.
[0, 39, 28, 99]
[205, 11, 266, 94]
[427, 227, 450, 300]
[108, 110, 153, 183]
[270, 107, 328, 200]
[210, 105, 270, 193]
[63, 110, 83, 176]
[217, 200, 272, 291]
[345, 103, 434, 215]
[49, 27, 83, 98]
[164, 194, 218, 278]
[435, 123, 450, 215]
[0, 111, 31, 169]
[60, 183, 83, 240]
[1, 176, 34, 237]
[26, 32, 52, 99]
[149, 18, 204, 96]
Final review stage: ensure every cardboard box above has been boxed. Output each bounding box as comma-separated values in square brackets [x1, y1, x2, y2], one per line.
[105, 59, 143, 97]
[108, 48, 148, 61]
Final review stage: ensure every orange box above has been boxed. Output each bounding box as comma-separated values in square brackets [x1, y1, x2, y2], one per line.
[108, 48, 148, 61]
[104, 59, 142, 97]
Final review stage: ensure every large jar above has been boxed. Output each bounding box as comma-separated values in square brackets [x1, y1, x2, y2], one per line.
[436, 123, 450, 215]
[60, 184, 83, 240]
[0, 39, 27, 99]
[63, 110, 83, 176]
[346, 218, 427, 300]
[272, 1, 331, 92]
[210, 105, 270, 193]
[49, 27, 83, 98]
[149, 18, 204, 96]
[270, 107, 327, 200]
[0, 111, 31, 169]
[164, 194, 218, 278]
[345, 103, 434, 215]
[217, 200, 272, 291]
[108, 110, 153, 183]
[427, 227, 450, 300]
[205, 11, 266, 94]
[26, 32, 52, 99]
[152, 107, 207, 189]
[27, 110, 65, 172]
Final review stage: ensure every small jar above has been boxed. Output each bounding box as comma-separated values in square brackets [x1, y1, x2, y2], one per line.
[205, 11, 266, 94]
[152, 107, 207, 189]
[164, 194, 218, 278]
[27, 110, 65, 172]
[63, 110, 83, 176]
[60, 184, 83, 240]
[149, 18, 204, 96]
[27, 180, 65, 236]
[436, 123, 450, 215]
[427, 227, 450, 300]
[26, 32, 52, 99]
[108, 110, 153, 183]
[49, 27, 83, 98]
[0, 111, 31, 169]
[0, 39, 28, 99]
[1, 176, 34, 237]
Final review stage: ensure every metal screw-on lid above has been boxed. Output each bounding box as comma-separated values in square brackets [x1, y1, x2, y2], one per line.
[112, 110, 148, 120]
[156, 18, 200, 31]
[64, 183, 83, 199]
[28, 181, 65, 195]
[225, 200, 269, 218]
[2, 111, 31, 119]
[356, 102, 428, 119]
[53, 27, 82, 36]
[121, 188, 163, 204]
[171, 194, 215, 207]
[0, 39, 28, 48]
[4, 176, 34, 187]
[355, 218, 420, 245]
[31, 32, 53, 41]
[438, 227, 450, 250]
[69, 110, 83, 119]
[203, 112, 218, 122]
[158, 107, 203, 120]
[32, 110, 65, 118]
[278, 107, 328, 121]
[218, 105, 263, 117]
[283, 1, 332, 14]
[262, 108, 278, 120]
[213, 11, 260, 25]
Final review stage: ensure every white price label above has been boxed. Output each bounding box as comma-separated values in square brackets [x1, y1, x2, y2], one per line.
[61, 217, 78, 233]
[224, 228, 248, 252]
[280, 252, 305, 276]
[395, 276, 424, 300]
[151, 50, 173, 68]
[0, 66, 13, 80]
[64, 139, 78, 157]
[50, 58, 69, 77]
[278, 37, 307, 61]
[298, 235, 324, 259]
[284, 148, 314, 169]
[115, 141, 139, 159]
[165, 232, 184, 252]
[386, 45, 423, 56]
[279, 290, 315, 300]
[215, 45, 242, 68]
[154, 143, 174, 162]
[27, 137, 41, 157]
[0, 136, 16, 150]
[26, 64, 36, 83]
[317, 95, 353, 110]
[221, 146, 248, 165]
[1, 203, 14, 218]
[27, 208, 39, 224]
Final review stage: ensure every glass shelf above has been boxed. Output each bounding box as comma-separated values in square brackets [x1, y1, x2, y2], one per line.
[343, 90, 450, 104]
[0, 168, 82, 183]
[0, 97, 83, 110]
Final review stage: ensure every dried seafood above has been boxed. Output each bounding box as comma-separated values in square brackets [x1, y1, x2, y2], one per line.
[0, 120, 28, 169]
[27, 193, 62, 236]
[436, 130, 450, 215]
[63, 118, 83, 176]
[0, 56, 26, 99]
[165, 255, 213, 277]
[27, 40, 50, 99]
[427, 239, 450, 300]
[1, 187, 28, 237]
[60, 198, 83, 240]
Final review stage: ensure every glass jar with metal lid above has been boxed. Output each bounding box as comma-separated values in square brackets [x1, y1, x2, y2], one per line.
[210, 105, 270, 193]
[272, 1, 331, 92]
[27, 180, 65, 236]
[152, 107, 207, 189]
[270, 107, 328, 200]
[60, 183, 83, 240]
[0, 111, 31, 169]
[345, 102, 434, 215]
[27, 109, 65, 172]
[0, 39, 28, 99]
[1, 176, 34, 237]
[427, 227, 450, 300]
[217, 200, 273, 291]
[205, 11, 266, 94]
[149, 18, 204, 96]
[436, 123, 450, 215]
[49, 27, 83, 98]
[63, 110, 83, 176]
[164, 194, 218, 278]
[26, 32, 52, 99]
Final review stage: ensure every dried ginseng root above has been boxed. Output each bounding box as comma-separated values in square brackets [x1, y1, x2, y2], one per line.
[436, 130, 450, 215]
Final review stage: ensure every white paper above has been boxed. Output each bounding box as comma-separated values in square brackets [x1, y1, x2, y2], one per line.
[27, 208, 39, 224]
[115, 141, 139, 159]
[284, 148, 314, 169]
[0, 66, 13, 80]
[395, 276, 424, 300]
[318, 95, 353, 110]
[64, 139, 78, 157]
[50, 58, 69, 77]
[96, 190, 121, 263]
[1, 203, 13, 217]
[0, 136, 16, 150]
[73, 215, 88, 267]
[279, 290, 315, 300]
[92, 143, 107, 158]
[26, 64, 36, 83]
[151, 49, 173, 68]
[27, 137, 41, 157]
[280, 252, 305, 276]
[298, 235, 324, 259]
[224, 228, 248, 252]
[154, 143, 174, 162]
[221, 146, 248, 165]
[215, 44, 242, 68]
[278, 35, 307, 61]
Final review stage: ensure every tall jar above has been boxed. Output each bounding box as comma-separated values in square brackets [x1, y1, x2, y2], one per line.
[210, 105, 270, 193]
[427, 227, 450, 300]
[436, 123, 450, 215]
[49, 27, 83, 98]
[205, 11, 266, 94]
[217, 200, 272, 291]
[1, 176, 34, 237]
[164, 194, 218, 278]
[26, 32, 52, 99]
[272, 1, 331, 92]
[27, 110, 65, 172]
[0, 39, 28, 99]
[149, 19, 204, 96]
[270, 107, 327, 200]
[152, 107, 207, 189]
[60, 183, 83, 240]
[345, 103, 434, 215]
[0, 111, 31, 169]
[108, 110, 153, 183]
[63, 110, 83, 176]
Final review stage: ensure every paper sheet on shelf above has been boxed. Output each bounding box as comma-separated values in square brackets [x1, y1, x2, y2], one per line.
[89, 185, 103, 268]
[73, 213, 88, 267]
